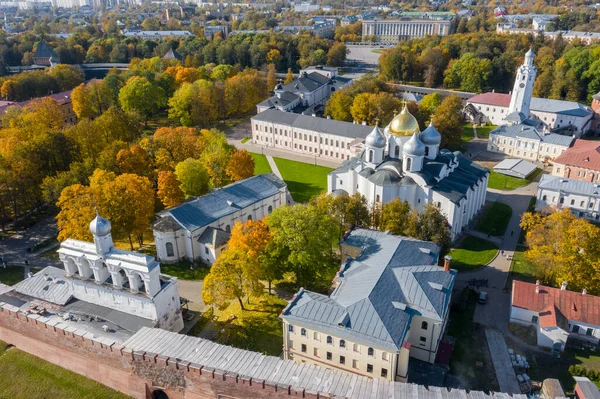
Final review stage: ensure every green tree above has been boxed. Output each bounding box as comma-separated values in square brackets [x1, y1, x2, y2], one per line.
[412, 202, 451, 250]
[379, 199, 416, 237]
[118, 76, 167, 122]
[326, 42, 348, 67]
[431, 95, 463, 147]
[350, 92, 402, 126]
[202, 248, 255, 310]
[174, 158, 210, 197]
[168, 80, 217, 127]
[443, 53, 492, 93]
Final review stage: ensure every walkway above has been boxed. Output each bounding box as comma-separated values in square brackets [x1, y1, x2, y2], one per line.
[485, 329, 521, 395]
[0, 217, 61, 270]
[266, 155, 282, 179]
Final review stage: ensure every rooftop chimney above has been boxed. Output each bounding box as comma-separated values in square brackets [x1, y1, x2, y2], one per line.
[583, 289, 588, 296]
[561, 281, 567, 291]
[443, 255, 452, 271]
[362, 121, 367, 125]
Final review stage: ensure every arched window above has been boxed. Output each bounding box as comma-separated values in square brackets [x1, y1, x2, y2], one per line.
[119, 269, 130, 289]
[268, 205, 273, 214]
[542, 195, 547, 201]
[301, 328, 307, 336]
[165, 242, 174, 257]
[313, 331, 319, 341]
[382, 352, 389, 361]
[376, 194, 380, 202]
[394, 146, 400, 158]
[327, 336, 333, 344]
[406, 157, 412, 171]
[424, 147, 429, 156]
[422, 321, 428, 330]
[368, 150, 373, 162]
[248, 215, 253, 221]
[225, 225, 231, 233]
[339, 339, 346, 348]
[353, 343, 360, 353]
[367, 347, 374, 356]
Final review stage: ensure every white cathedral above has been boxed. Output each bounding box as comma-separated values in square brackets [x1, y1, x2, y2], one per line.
[327, 106, 489, 239]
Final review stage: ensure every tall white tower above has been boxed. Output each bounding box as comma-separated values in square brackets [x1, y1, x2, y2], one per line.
[508, 49, 537, 118]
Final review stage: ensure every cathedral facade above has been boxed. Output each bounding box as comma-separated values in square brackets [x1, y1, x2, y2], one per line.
[327, 106, 489, 240]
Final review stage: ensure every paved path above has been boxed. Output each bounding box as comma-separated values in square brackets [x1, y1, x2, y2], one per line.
[485, 329, 521, 394]
[266, 155, 282, 179]
[0, 217, 61, 270]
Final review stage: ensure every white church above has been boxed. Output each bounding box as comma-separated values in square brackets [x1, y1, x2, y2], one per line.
[327, 105, 489, 240]
[57, 214, 185, 332]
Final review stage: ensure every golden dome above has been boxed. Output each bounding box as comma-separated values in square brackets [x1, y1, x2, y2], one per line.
[389, 104, 420, 137]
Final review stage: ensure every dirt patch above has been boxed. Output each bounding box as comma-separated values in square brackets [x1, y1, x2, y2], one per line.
[509, 323, 537, 347]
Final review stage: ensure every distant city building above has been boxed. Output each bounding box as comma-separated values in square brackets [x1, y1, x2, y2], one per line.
[152, 174, 288, 265]
[511, 280, 600, 352]
[536, 175, 600, 220]
[293, 1, 319, 13]
[552, 139, 600, 182]
[328, 106, 488, 240]
[361, 19, 451, 42]
[122, 30, 193, 40]
[0, 89, 77, 124]
[162, 46, 183, 61]
[280, 228, 456, 382]
[204, 24, 228, 38]
[398, 11, 455, 20]
[497, 23, 600, 45]
[252, 109, 372, 162]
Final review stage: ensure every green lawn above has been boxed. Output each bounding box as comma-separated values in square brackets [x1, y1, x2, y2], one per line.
[160, 260, 209, 281]
[0, 266, 26, 285]
[449, 235, 498, 272]
[273, 157, 333, 203]
[475, 202, 513, 236]
[475, 124, 496, 139]
[488, 168, 543, 190]
[241, 137, 251, 144]
[250, 153, 273, 175]
[0, 341, 131, 399]
[213, 295, 287, 356]
[462, 123, 476, 142]
[505, 248, 539, 290]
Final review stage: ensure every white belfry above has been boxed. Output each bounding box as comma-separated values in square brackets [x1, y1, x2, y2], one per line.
[508, 48, 537, 118]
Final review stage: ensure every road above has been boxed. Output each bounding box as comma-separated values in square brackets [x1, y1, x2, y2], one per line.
[0, 217, 61, 270]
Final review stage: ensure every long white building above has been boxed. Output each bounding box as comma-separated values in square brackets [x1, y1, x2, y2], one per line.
[536, 175, 600, 221]
[361, 19, 451, 42]
[328, 105, 489, 240]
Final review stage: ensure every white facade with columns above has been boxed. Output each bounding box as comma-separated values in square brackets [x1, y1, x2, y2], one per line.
[361, 19, 451, 42]
[57, 215, 184, 332]
[328, 106, 489, 240]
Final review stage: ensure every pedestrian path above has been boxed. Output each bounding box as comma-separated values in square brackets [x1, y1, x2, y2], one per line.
[465, 230, 503, 246]
[266, 155, 282, 179]
[485, 329, 521, 394]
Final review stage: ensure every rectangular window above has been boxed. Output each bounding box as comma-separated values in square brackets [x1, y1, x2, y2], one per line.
[367, 364, 373, 373]
[304, 134, 307, 140]
[325, 138, 328, 145]
[420, 336, 427, 343]
[326, 351, 332, 360]
[294, 132, 297, 138]
[340, 356, 345, 365]
[205, 247, 209, 254]
[301, 344, 307, 353]
[352, 359, 358, 369]
[288, 325, 294, 332]
[313, 348, 319, 357]
[381, 368, 388, 378]
[587, 328, 594, 336]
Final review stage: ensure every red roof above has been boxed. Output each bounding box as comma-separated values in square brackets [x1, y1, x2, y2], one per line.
[512, 280, 600, 327]
[468, 92, 511, 107]
[553, 139, 600, 171]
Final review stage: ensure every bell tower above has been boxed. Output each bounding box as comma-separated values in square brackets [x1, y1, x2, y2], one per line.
[508, 49, 537, 117]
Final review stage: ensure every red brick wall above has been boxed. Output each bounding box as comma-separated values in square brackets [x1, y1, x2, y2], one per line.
[0, 307, 324, 399]
[561, 164, 599, 182]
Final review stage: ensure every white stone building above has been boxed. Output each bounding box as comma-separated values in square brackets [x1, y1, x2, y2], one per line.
[535, 175, 600, 221]
[466, 50, 594, 136]
[251, 109, 373, 162]
[280, 228, 456, 382]
[327, 106, 489, 240]
[511, 280, 600, 353]
[487, 124, 574, 162]
[361, 19, 451, 42]
[152, 173, 288, 265]
[57, 215, 184, 332]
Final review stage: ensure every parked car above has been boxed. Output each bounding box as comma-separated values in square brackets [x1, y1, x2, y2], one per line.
[478, 291, 488, 304]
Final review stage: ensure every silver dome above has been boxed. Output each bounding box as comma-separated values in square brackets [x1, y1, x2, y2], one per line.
[403, 133, 426, 156]
[420, 121, 441, 145]
[90, 214, 111, 237]
[365, 126, 386, 148]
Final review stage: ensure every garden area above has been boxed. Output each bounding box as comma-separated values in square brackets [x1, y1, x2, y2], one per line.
[462, 123, 496, 142]
[449, 235, 498, 272]
[487, 168, 542, 191]
[0, 341, 131, 399]
[273, 157, 333, 203]
[475, 201, 513, 236]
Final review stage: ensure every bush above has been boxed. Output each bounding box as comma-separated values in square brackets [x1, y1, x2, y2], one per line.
[569, 365, 600, 382]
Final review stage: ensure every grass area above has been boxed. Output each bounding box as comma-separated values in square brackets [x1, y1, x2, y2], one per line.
[462, 123, 476, 142]
[487, 168, 543, 191]
[475, 202, 513, 236]
[40, 248, 60, 260]
[505, 248, 539, 290]
[250, 152, 273, 175]
[160, 260, 209, 281]
[509, 322, 537, 346]
[241, 137, 251, 144]
[448, 289, 498, 391]
[213, 295, 288, 356]
[449, 235, 498, 272]
[0, 341, 131, 399]
[32, 236, 58, 253]
[273, 157, 333, 203]
[475, 124, 496, 139]
[0, 266, 27, 285]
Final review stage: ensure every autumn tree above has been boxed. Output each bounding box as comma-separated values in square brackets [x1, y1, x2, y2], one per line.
[431, 95, 463, 147]
[168, 80, 217, 127]
[56, 184, 96, 242]
[199, 129, 234, 188]
[118, 76, 167, 122]
[72, 80, 114, 119]
[153, 126, 199, 170]
[266, 204, 339, 289]
[202, 248, 255, 310]
[350, 92, 402, 126]
[326, 42, 348, 67]
[116, 145, 154, 179]
[311, 193, 370, 233]
[174, 158, 210, 197]
[412, 202, 451, 249]
[284, 68, 294, 84]
[266, 63, 277, 92]
[48, 64, 85, 92]
[157, 171, 185, 208]
[226, 149, 255, 182]
[378, 198, 416, 237]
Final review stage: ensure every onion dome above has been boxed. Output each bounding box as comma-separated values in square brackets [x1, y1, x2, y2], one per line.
[365, 125, 386, 148]
[420, 121, 441, 145]
[389, 104, 420, 137]
[90, 214, 111, 237]
[403, 133, 426, 156]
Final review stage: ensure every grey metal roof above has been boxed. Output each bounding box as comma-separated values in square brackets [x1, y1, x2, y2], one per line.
[0, 283, 13, 296]
[152, 215, 182, 232]
[12, 266, 73, 306]
[123, 327, 525, 399]
[574, 377, 600, 399]
[62, 299, 155, 333]
[494, 159, 537, 179]
[257, 92, 300, 109]
[368, 169, 402, 186]
[33, 39, 58, 59]
[281, 229, 452, 351]
[162, 173, 286, 232]
[281, 71, 330, 92]
[538, 175, 600, 198]
[491, 124, 574, 147]
[530, 97, 592, 116]
[197, 227, 230, 248]
[252, 109, 373, 139]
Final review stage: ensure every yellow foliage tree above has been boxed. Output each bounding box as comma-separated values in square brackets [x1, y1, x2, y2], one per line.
[157, 170, 185, 208]
[226, 149, 255, 182]
[56, 184, 97, 242]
